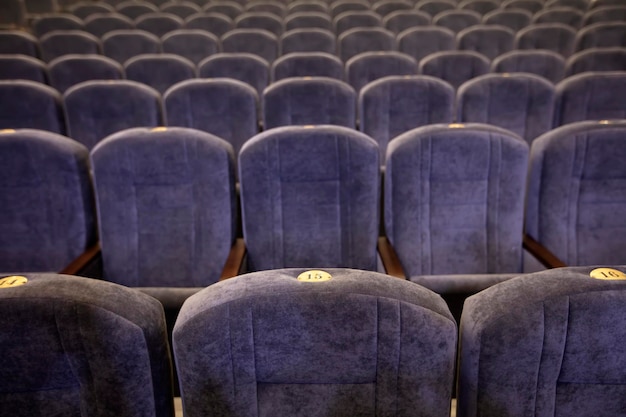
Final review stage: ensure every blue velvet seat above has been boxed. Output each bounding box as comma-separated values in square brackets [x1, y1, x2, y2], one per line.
[0, 31, 39, 57]
[102, 29, 161, 64]
[358, 75, 455, 162]
[115, 1, 159, 19]
[0, 55, 47, 83]
[383, 10, 430, 34]
[64, 80, 162, 149]
[565, 47, 626, 75]
[239, 125, 379, 271]
[582, 5, 626, 25]
[234, 11, 283, 36]
[398, 26, 456, 62]
[284, 12, 332, 31]
[221, 28, 279, 63]
[338, 27, 396, 62]
[202, 1, 244, 20]
[419, 50, 490, 90]
[515, 23, 577, 57]
[491, 50, 566, 84]
[502, 0, 543, 14]
[280, 28, 336, 54]
[0, 273, 174, 417]
[457, 25, 515, 61]
[554, 71, 626, 126]
[39, 30, 101, 62]
[415, 0, 456, 17]
[262, 78, 356, 129]
[433, 9, 482, 34]
[48, 54, 124, 93]
[198, 52, 269, 97]
[32, 13, 84, 37]
[482, 9, 532, 32]
[164, 78, 258, 157]
[574, 22, 626, 51]
[184, 12, 233, 37]
[346, 51, 418, 92]
[457, 73, 556, 145]
[334, 10, 383, 35]
[135, 12, 184, 37]
[125, 53, 196, 94]
[174, 268, 457, 417]
[457, 266, 626, 417]
[83, 13, 134, 37]
[526, 120, 626, 265]
[0, 129, 95, 272]
[532, 6, 584, 28]
[0, 81, 64, 134]
[458, 0, 500, 15]
[271, 52, 344, 82]
[161, 29, 219, 64]
[160, 1, 202, 18]
[69, 1, 115, 19]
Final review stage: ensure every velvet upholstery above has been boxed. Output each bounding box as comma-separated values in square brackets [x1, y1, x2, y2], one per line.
[415, 0, 456, 17]
[458, 0, 500, 15]
[457, 25, 515, 61]
[234, 12, 283, 36]
[491, 50, 566, 84]
[174, 268, 457, 417]
[525, 120, 626, 265]
[203, 2, 244, 20]
[0, 273, 174, 417]
[221, 28, 279, 63]
[0, 130, 95, 272]
[84, 13, 134, 37]
[0, 55, 47, 83]
[91, 127, 237, 287]
[102, 29, 162, 64]
[398, 26, 456, 63]
[39, 30, 102, 62]
[383, 10, 430, 34]
[346, 51, 417, 93]
[457, 73, 556, 144]
[125, 53, 196, 94]
[330, 0, 370, 18]
[482, 9, 532, 32]
[574, 22, 626, 51]
[502, 0, 543, 14]
[334, 10, 382, 35]
[546, 0, 590, 10]
[385, 123, 528, 276]
[69, 2, 115, 19]
[239, 126, 379, 271]
[372, 0, 412, 17]
[284, 12, 332, 31]
[457, 266, 626, 417]
[433, 10, 482, 34]
[163, 78, 258, 156]
[280, 28, 336, 54]
[271, 52, 344, 82]
[419, 51, 490, 90]
[185, 12, 234, 37]
[532, 7, 584, 28]
[565, 47, 626, 75]
[161, 29, 219, 64]
[48, 54, 124, 93]
[338, 27, 396, 62]
[0, 81, 64, 134]
[64, 80, 162, 149]
[116, 1, 159, 19]
[161, 2, 202, 18]
[554, 71, 626, 126]
[0, 31, 39, 57]
[359, 75, 455, 162]
[32, 14, 84, 37]
[262, 78, 356, 129]
[198, 53, 269, 96]
[288, 1, 329, 14]
[515, 23, 577, 57]
[582, 6, 626, 26]
[245, 1, 286, 17]
[135, 12, 184, 37]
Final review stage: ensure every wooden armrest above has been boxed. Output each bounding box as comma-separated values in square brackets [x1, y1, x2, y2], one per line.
[219, 238, 246, 281]
[522, 234, 567, 269]
[378, 236, 406, 279]
[60, 242, 101, 275]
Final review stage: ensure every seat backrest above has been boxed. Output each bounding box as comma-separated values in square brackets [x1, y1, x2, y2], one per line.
[0, 130, 95, 272]
[458, 0, 500, 15]
[245, 0, 286, 17]
[330, 0, 370, 17]
[83, 13, 134, 37]
[491, 49, 566, 84]
[69, 1, 115, 19]
[64, 80, 162, 149]
[574, 22, 626, 51]
[102, 29, 161, 64]
[116, 1, 160, 19]
[502, 0, 543, 14]
[582, 5, 626, 26]
[198, 52, 269, 96]
[262, 77, 356, 129]
[160, 1, 202, 18]
[234, 11, 283, 36]
[221, 28, 279, 63]
[383, 10, 430, 34]
[161, 29, 219, 64]
[372, 0, 412, 17]
[554, 71, 626, 125]
[184, 12, 234, 37]
[174, 268, 457, 417]
[532, 6, 584, 28]
[458, 266, 626, 417]
[346, 51, 418, 92]
[515, 23, 577, 57]
[525, 120, 626, 265]
[0, 55, 47, 83]
[545, 0, 590, 10]
[91, 127, 237, 287]
[433, 9, 482, 34]
[359, 75, 455, 162]
[334, 10, 382, 35]
[458, 73, 556, 144]
[565, 47, 626, 75]
[398, 26, 456, 62]
[419, 50, 491, 90]
[124, 53, 196, 94]
[280, 28, 336, 54]
[49, 54, 124, 93]
[239, 125, 379, 271]
[32, 13, 84, 37]
[416, 0, 456, 17]
[457, 24, 515, 61]
[271, 52, 344, 82]
[163, 78, 258, 156]
[385, 123, 528, 275]
[288, 0, 329, 14]
[203, 1, 244, 19]
[284, 11, 332, 31]
[482, 9, 532, 32]
[338, 27, 396, 62]
[0, 273, 174, 417]
[39, 30, 101, 62]
[0, 30, 39, 57]
[135, 11, 184, 37]
[0, 80, 64, 134]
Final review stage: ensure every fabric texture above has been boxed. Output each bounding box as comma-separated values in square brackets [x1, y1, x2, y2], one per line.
[102, 29, 162, 64]
[280, 28, 336, 54]
[491, 50, 566, 84]
[198, 53, 269, 96]
[397, 26, 456, 62]
[124, 53, 196, 94]
[419, 51, 491, 90]
[221, 28, 279, 63]
[271, 52, 344, 82]
[39, 30, 102, 62]
[0, 80, 65, 134]
[0, 55, 47, 83]
[457, 25, 515, 61]
[48, 54, 124, 93]
[338, 27, 396, 62]
[161, 29, 220, 64]
[515, 23, 577, 57]
[345, 51, 418, 93]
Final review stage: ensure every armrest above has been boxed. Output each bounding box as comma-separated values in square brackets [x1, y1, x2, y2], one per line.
[522, 234, 567, 269]
[219, 238, 246, 281]
[377, 236, 406, 279]
[59, 242, 101, 275]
